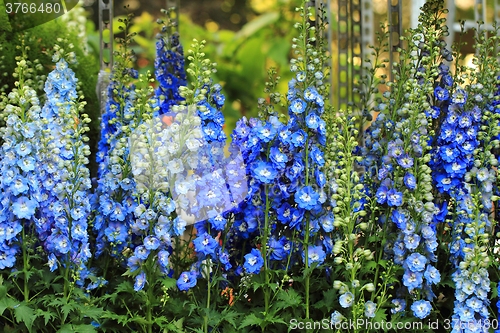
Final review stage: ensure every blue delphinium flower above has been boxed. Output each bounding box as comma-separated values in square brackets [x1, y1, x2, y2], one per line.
[295, 186, 320, 210]
[177, 271, 198, 291]
[252, 160, 278, 183]
[406, 252, 427, 272]
[220, 7, 332, 316]
[404, 173, 416, 190]
[386, 189, 403, 207]
[391, 299, 406, 314]
[331, 311, 343, 324]
[48, 253, 58, 272]
[193, 232, 218, 256]
[244, 248, 264, 274]
[359, 35, 449, 319]
[308, 244, 326, 266]
[411, 300, 432, 319]
[375, 185, 388, 204]
[424, 265, 441, 285]
[434, 86, 449, 101]
[95, 60, 144, 261]
[134, 271, 146, 291]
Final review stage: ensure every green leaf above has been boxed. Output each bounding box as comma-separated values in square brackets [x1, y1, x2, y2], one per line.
[14, 303, 36, 332]
[312, 288, 336, 311]
[161, 276, 177, 290]
[0, 295, 17, 316]
[492, 281, 498, 299]
[364, 260, 378, 272]
[61, 303, 76, 323]
[102, 310, 131, 326]
[234, 12, 280, 41]
[275, 289, 302, 309]
[57, 324, 75, 333]
[164, 318, 184, 333]
[154, 316, 168, 325]
[267, 38, 290, 69]
[115, 281, 134, 293]
[0, 284, 6, 300]
[439, 278, 455, 289]
[79, 304, 104, 321]
[239, 313, 262, 329]
[35, 309, 56, 326]
[73, 324, 98, 333]
[372, 310, 389, 332]
[220, 310, 238, 328]
[130, 316, 148, 325]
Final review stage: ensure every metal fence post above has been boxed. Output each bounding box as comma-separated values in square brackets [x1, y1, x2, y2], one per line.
[388, 0, 402, 83]
[97, 0, 113, 116]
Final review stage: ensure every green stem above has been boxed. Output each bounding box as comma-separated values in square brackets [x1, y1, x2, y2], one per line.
[204, 261, 211, 333]
[146, 261, 153, 333]
[304, 214, 310, 320]
[371, 209, 390, 302]
[262, 185, 271, 315]
[21, 227, 29, 303]
[63, 253, 69, 300]
[304, 131, 311, 320]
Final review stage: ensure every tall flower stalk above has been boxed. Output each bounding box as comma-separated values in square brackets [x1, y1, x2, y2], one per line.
[0, 50, 43, 303]
[39, 54, 93, 300]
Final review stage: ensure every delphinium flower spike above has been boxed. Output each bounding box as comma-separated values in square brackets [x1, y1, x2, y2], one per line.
[360, 0, 449, 319]
[0, 52, 43, 301]
[38, 49, 93, 291]
[444, 25, 500, 333]
[154, 8, 187, 116]
[94, 14, 149, 263]
[227, 3, 331, 319]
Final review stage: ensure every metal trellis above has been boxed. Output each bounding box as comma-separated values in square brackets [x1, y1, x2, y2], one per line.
[388, 0, 402, 83]
[446, 0, 500, 54]
[337, 0, 373, 111]
[338, 0, 350, 111]
[96, 0, 113, 115]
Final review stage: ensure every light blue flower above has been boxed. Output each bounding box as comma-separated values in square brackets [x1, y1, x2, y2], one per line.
[339, 292, 354, 308]
[134, 271, 146, 291]
[411, 300, 431, 319]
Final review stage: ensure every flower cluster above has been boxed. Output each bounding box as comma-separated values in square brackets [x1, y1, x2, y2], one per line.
[445, 61, 500, 333]
[37, 58, 93, 283]
[0, 59, 42, 270]
[94, 74, 153, 259]
[154, 24, 186, 115]
[226, 9, 331, 308]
